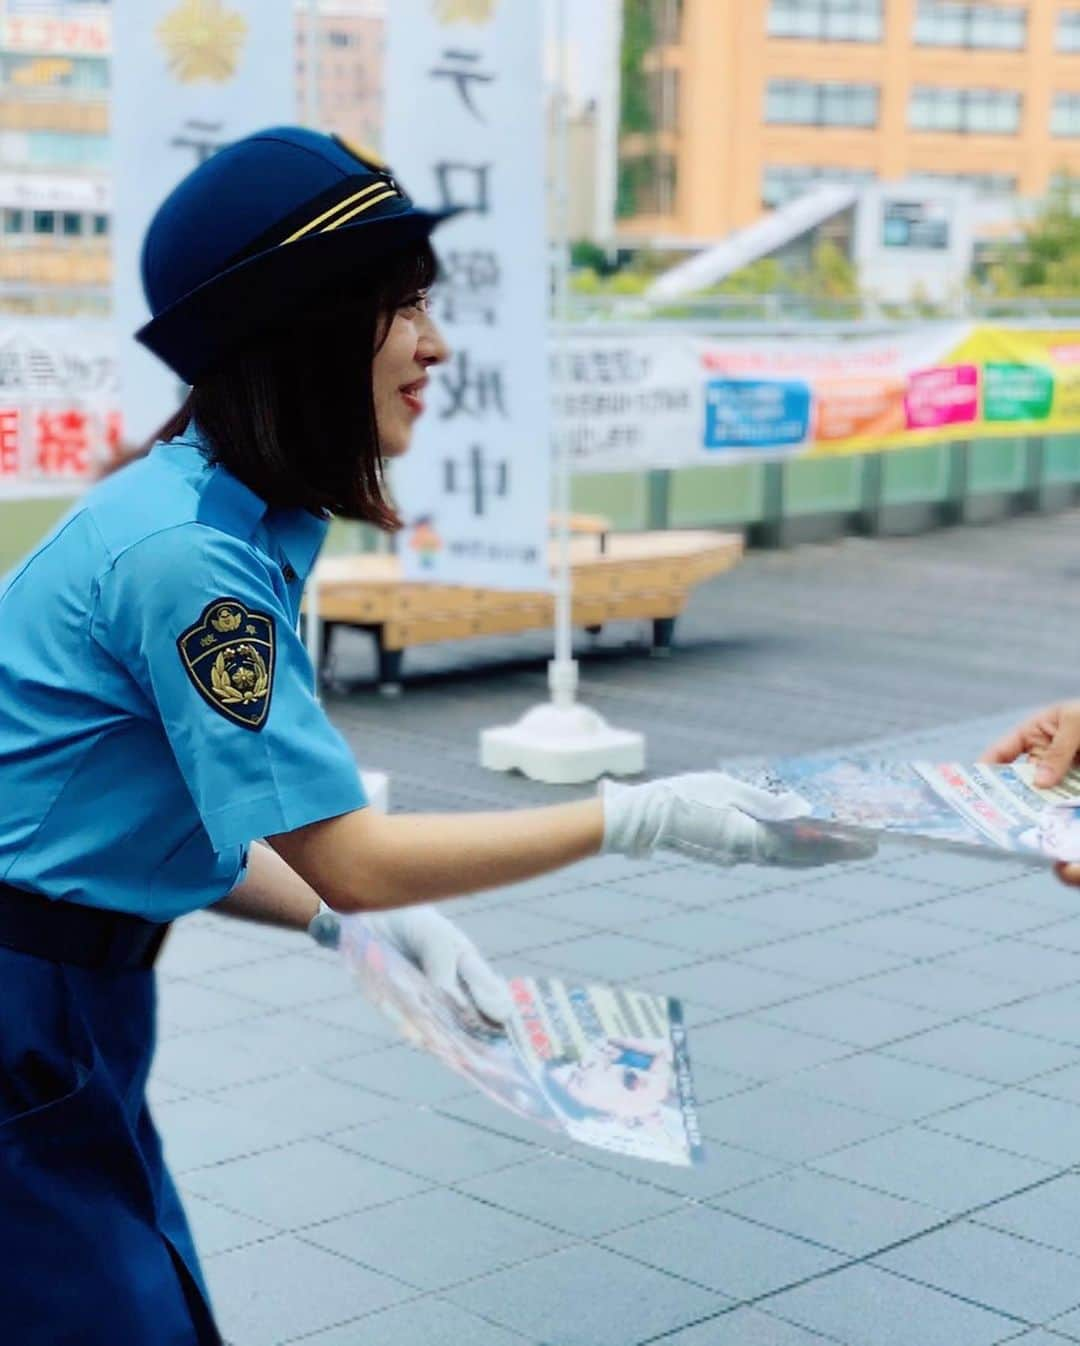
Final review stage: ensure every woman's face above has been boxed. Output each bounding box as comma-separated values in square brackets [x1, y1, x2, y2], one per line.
[372, 292, 449, 458]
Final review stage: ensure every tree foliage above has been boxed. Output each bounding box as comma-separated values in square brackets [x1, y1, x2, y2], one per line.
[986, 177, 1080, 297]
[619, 0, 655, 137]
[570, 239, 859, 311]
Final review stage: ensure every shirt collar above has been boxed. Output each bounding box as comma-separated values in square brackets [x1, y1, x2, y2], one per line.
[264, 504, 329, 584]
[167, 423, 329, 584]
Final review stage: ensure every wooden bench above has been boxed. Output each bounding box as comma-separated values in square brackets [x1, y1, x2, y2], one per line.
[309, 529, 743, 693]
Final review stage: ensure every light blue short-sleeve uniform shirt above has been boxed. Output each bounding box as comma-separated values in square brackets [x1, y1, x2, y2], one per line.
[0, 430, 367, 920]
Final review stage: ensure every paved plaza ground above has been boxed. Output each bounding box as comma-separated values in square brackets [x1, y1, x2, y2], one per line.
[155, 508, 1080, 1345]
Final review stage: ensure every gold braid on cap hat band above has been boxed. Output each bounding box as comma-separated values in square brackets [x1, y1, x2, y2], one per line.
[282, 180, 401, 244]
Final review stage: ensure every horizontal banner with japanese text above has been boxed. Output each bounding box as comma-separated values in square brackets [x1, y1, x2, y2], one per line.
[556, 325, 1080, 474]
[7, 321, 1080, 500]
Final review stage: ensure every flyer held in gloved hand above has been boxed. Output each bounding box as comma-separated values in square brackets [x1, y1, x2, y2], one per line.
[747, 755, 1080, 864]
[337, 916, 704, 1168]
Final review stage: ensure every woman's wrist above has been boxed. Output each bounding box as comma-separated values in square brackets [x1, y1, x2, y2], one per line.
[307, 900, 342, 949]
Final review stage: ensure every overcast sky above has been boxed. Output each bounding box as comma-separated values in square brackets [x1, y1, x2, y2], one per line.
[544, 0, 615, 105]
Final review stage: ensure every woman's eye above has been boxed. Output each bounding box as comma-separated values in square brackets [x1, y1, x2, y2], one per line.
[402, 293, 429, 314]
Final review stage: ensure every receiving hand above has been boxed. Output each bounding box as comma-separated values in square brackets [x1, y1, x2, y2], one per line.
[980, 701, 1080, 788]
[981, 702, 1080, 889]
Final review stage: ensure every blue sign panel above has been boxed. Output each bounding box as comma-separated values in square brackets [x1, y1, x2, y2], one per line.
[704, 379, 812, 451]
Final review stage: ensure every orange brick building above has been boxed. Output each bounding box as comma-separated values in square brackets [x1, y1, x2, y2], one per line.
[618, 0, 1080, 241]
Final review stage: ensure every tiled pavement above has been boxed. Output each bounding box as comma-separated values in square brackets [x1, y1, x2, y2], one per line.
[154, 511, 1080, 1344]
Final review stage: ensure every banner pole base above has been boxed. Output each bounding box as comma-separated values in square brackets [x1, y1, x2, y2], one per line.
[479, 659, 645, 785]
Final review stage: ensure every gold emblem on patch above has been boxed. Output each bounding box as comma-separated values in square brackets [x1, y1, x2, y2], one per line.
[178, 598, 275, 732]
[211, 644, 269, 706]
[157, 0, 248, 84]
[431, 0, 498, 23]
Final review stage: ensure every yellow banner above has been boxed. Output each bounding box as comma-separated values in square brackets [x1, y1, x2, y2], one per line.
[805, 327, 1080, 458]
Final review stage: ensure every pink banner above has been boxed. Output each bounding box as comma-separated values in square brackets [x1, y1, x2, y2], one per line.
[904, 365, 979, 430]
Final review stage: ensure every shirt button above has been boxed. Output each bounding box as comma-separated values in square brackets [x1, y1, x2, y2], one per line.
[282, 563, 297, 582]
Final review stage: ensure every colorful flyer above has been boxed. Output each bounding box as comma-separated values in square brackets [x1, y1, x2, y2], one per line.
[745, 754, 1080, 864]
[337, 917, 705, 1168]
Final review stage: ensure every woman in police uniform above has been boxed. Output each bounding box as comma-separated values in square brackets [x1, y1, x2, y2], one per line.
[0, 127, 856, 1344]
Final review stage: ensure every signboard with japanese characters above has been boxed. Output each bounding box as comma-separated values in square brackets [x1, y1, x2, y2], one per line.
[386, 0, 552, 589]
[110, 0, 294, 446]
[556, 324, 1080, 470]
[0, 320, 119, 500]
[0, 11, 110, 56]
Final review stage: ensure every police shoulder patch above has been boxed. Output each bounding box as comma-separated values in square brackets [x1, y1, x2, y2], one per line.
[177, 598, 275, 732]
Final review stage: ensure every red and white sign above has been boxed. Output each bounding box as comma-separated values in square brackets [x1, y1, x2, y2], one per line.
[0, 16, 110, 55]
[0, 319, 120, 500]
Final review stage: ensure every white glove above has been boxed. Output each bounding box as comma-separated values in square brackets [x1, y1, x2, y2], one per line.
[601, 771, 867, 868]
[309, 902, 513, 1026]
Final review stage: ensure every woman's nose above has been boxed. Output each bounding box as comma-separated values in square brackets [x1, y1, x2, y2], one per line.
[419, 313, 451, 367]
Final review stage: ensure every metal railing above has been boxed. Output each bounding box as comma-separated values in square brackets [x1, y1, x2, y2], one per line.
[566, 292, 1080, 324]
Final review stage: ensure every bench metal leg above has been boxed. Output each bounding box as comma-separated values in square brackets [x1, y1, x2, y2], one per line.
[650, 616, 676, 658]
[372, 630, 404, 696]
[318, 620, 336, 684]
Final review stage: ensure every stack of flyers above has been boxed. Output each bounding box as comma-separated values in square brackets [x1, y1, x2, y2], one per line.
[746, 755, 1080, 864]
[337, 915, 704, 1168]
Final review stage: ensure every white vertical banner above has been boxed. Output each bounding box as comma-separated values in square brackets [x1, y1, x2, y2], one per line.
[111, 0, 295, 446]
[386, 0, 552, 590]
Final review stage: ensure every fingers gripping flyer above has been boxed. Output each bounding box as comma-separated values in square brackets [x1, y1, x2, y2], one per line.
[337, 915, 704, 1168]
[746, 755, 1080, 863]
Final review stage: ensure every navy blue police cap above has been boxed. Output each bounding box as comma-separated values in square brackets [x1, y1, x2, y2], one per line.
[137, 125, 457, 385]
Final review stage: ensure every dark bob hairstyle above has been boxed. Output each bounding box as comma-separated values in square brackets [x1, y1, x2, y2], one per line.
[152, 239, 438, 531]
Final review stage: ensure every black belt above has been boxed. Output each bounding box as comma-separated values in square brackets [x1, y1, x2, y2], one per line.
[0, 881, 170, 972]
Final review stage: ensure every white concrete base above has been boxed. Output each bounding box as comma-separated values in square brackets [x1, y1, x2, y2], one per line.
[360, 769, 390, 813]
[480, 701, 645, 785]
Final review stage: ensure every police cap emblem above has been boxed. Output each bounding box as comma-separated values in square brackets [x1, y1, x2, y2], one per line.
[177, 598, 275, 731]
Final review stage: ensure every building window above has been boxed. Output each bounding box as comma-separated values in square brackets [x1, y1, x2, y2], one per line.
[1059, 11, 1080, 51]
[92, 213, 109, 236]
[617, 153, 678, 217]
[651, 0, 684, 45]
[768, 0, 884, 41]
[909, 86, 1021, 134]
[32, 210, 56, 235]
[914, 3, 1026, 50]
[16, 131, 111, 170]
[326, 30, 352, 48]
[913, 170, 1018, 198]
[765, 80, 879, 127]
[762, 163, 876, 208]
[1052, 93, 1080, 135]
[646, 67, 680, 131]
[60, 211, 82, 237]
[3, 209, 25, 235]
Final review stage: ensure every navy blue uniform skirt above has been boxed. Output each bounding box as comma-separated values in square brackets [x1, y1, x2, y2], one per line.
[0, 947, 221, 1344]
